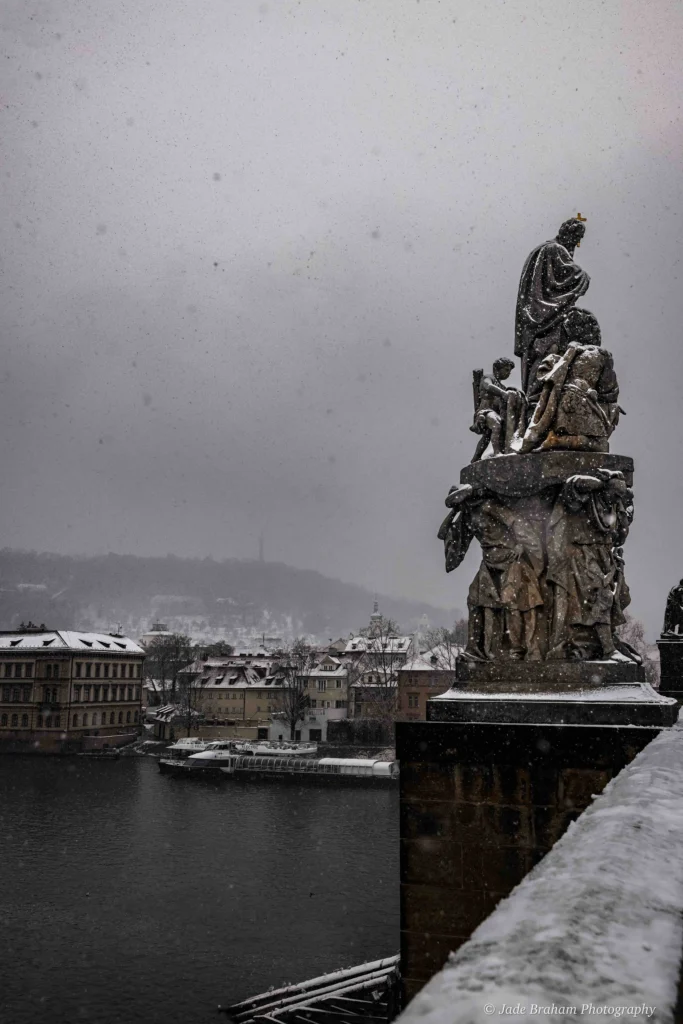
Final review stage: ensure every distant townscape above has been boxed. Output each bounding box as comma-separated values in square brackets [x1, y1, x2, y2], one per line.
[0, 603, 465, 754]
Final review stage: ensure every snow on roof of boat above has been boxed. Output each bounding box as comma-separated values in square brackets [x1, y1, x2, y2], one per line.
[318, 758, 392, 768]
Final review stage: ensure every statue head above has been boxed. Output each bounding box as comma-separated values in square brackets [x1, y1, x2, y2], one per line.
[557, 218, 586, 250]
[561, 308, 601, 349]
[493, 357, 515, 381]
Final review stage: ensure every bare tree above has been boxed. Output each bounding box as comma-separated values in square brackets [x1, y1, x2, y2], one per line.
[144, 633, 194, 704]
[422, 626, 462, 670]
[198, 640, 235, 659]
[350, 618, 410, 726]
[617, 614, 659, 686]
[275, 638, 315, 741]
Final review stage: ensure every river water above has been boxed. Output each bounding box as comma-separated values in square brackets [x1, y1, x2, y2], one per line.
[0, 756, 399, 1024]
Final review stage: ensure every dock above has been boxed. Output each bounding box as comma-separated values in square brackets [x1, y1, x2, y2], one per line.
[221, 954, 400, 1024]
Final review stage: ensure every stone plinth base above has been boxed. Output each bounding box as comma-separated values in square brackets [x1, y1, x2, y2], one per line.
[455, 658, 645, 689]
[397, 691, 675, 1005]
[429, 683, 676, 726]
[657, 637, 683, 703]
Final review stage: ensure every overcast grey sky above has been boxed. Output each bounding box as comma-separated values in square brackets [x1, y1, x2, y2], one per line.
[1, 0, 682, 634]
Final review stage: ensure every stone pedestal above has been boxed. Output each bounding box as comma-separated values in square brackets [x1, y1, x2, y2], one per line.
[397, 683, 677, 1005]
[657, 637, 683, 704]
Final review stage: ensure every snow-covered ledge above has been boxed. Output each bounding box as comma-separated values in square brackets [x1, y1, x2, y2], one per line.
[398, 717, 683, 1024]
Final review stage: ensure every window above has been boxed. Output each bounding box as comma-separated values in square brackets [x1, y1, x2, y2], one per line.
[3, 663, 9, 678]
[407, 693, 419, 708]
[46, 664, 53, 679]
[85, 664, 92, 679]
[36, 714, 43, 727]
[92, 712, 98, 727]
[54, 716, 60, 728]
[1, 686, 9, 701]
[104, 664, 110, 678]
[95, 663, 101, 678]
[73, 714, 78, 727]
[22, 686, 30, 702]
[118, 712, 123, 724]
[12, 687, 20, 702]
[21, 713, 28, 726]
[51, 688, 58, 703]
[94, 686, 100, 702]
[84, 686, 91, 702]
[110, 712, 115, 724]
[112, 664, 118, 679]
[1, 714, 7, 726]
[74, 685, 81, 702]
[11, 714, 18, 727]
[46, 716, 52, 728]
[310, 699, 317, 709]
[134, 711, 139, 723]
[25, 663, 33, 678]
[336, 679, 342, 688]
[136, 665, 141, 678]
[126, 711, 131, 723]
[127, 686, 133, 701]
[75, 663, 82, 678]
[335, 700, 347, 709]
[317, 680, 327, 692]
[13, 663, 21, 677]
[83, 714, 88, 726]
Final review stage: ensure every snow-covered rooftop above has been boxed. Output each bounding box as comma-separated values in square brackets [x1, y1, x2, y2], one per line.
[0, 629, 144, 654]
[344, 635, 413, 655]
[400, 645, 460, 672]
[397, 716, 683, 1024]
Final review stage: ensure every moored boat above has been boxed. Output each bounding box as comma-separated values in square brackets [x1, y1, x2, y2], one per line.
[159, 740, 319, 775]
[219, 755, 399, 785]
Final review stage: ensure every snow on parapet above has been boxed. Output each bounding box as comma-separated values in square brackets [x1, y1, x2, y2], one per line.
[397, 717, 683, 1024]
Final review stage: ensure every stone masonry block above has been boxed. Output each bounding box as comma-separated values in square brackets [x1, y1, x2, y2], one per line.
[401, 838, 463, 889]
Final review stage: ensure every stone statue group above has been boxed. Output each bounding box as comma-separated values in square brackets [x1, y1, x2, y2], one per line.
[439, 218, 640, 667]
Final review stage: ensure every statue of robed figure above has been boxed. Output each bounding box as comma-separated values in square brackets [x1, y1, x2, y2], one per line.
[515, 217, 590, 393]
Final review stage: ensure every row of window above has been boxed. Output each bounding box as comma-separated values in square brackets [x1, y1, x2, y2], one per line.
[74, 662, 141, 679]
[308, 679, 344, 691]
[1, 713, 33, 727]
[1, 686, 32, 703]
[73, 685, 140, 703]
[73, 711, 139, 727]
[309, 700, 347, 709]
[0, 710, 140, 728]
[1, 663, 33, 679]
[0, 662, 143, 680]
[1, 685, 141, 704]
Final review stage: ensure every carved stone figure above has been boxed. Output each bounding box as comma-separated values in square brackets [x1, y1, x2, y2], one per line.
[663, 581, 683, 636]
[515, 218, 590, 393]
[438, 484, 544, 662]
[469, 358, 526, 463]
[521, 327, 621, 453]
[545, 470, 633, 661]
